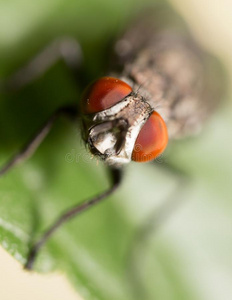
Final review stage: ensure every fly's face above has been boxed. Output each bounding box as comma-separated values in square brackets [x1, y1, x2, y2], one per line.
[80, 77, 168, 166]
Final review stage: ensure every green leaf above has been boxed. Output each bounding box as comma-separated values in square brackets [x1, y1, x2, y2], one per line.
[1, 1, 232, 300]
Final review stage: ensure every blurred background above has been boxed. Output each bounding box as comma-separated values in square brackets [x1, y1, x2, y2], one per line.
[0, 0, 232, 300]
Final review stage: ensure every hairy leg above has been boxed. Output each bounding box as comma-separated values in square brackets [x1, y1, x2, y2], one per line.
[25, 166, 123, 270]
[126, 162, 191, 298]
[3, 37, 84, 91]
[0, 105, 78, 177]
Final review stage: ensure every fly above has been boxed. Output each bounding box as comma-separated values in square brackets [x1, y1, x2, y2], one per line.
[0, 5, 225, 270]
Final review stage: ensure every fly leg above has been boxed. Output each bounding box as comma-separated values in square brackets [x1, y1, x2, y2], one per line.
[137, 162, 191, 238]
[0, 105, 78, 177]
[2, 37, 85, 92]
[126, 161, 191, 299]
[25, 166, 122, 270]
[0, 36, 85, 174]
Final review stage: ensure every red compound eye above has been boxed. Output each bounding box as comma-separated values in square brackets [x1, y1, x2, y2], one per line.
[81, 77, 132, 114]
[132, 111, 168, 162]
